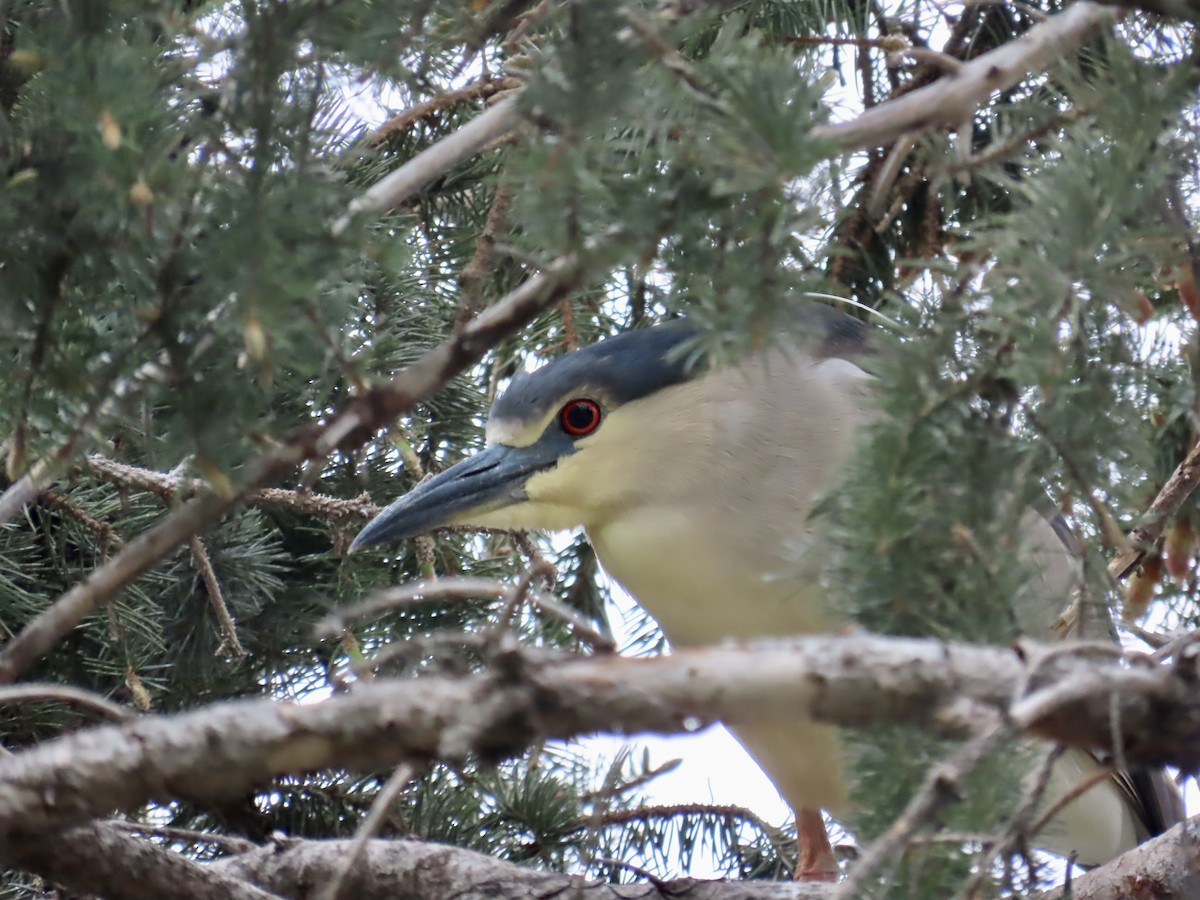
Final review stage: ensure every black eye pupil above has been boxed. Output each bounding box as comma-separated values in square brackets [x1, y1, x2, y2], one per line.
[566, 404, 592, 429]
[562, 400, 600, 435]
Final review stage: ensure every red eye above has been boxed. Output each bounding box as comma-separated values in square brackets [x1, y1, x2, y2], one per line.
[559, 398, 602, 436]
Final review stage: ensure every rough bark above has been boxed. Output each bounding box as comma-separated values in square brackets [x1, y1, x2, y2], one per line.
[5, 821, 282, 900]
[0, 635, 1195, 847]
[1040, 815, 1200, 899]
[215, 837, 834, 900]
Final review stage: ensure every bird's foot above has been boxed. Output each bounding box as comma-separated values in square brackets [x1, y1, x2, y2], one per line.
[795, 807, 839, 882]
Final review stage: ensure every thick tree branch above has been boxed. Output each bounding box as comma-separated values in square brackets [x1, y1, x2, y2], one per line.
[1040, 813, 1200, 898]
[6, 820, 282, 900]
[333, 96, 522, 235]
[214, 837, 833, 900]
[0, 635, 1196, 848]
[211, 815, 1200, 900]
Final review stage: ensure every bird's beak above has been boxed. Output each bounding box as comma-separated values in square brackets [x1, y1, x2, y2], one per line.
[349, 441, 564, 551]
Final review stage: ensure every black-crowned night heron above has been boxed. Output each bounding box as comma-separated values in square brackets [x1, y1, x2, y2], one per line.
[351, 309, 1181, 879]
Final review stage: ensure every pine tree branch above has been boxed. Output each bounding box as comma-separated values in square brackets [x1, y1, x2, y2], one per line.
[212, 836, 834, 900]
[0, 635, 1195, 847]
[1108, 438, 1200, 580]
[6, 820, 282, 900]
[0, 337, 193, 528]
[0, 245, 602, 684]
[316, 574, 613, 653]
[81, 454, 377, 522]
[362, 75, 522, 148]
[106, 819, 259, 854]
[326, 0, 1118, 245]
[814, 2, 1119, 151]
[333, 95, 522, 235]
[0, 682, 134, 722]
[454, 183, 516, 328]
[188, 535, 247, 660]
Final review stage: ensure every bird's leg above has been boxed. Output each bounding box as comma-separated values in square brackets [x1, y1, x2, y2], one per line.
[795, 808, 839, 882]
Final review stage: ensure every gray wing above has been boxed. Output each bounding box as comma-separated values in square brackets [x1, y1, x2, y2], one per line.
[1123, 768, 1185, 839]
[808, 301, 1185, 846]
[1021, 513, 1184, 845]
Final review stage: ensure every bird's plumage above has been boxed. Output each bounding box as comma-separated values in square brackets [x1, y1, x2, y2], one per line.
[353, 310, 1182, 866]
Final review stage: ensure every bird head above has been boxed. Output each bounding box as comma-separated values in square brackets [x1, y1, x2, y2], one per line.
[349, 325, 703, 550]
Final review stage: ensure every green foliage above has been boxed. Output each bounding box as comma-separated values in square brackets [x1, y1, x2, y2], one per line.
[826, 30, 1200, 898]
[1, 0, 1199, 898]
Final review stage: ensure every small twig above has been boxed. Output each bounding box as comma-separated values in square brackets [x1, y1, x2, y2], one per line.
[453, 184, 516, 328]
[0, 683, 134, 722]
[581, 801, 786, 842]
[323, 565, 611, 653]
[950, 107, 1088, 173]
[363, 76, 521, 148]
[526, 587, 615, 653]
[906, 831, 995, 847]
[351, 632, 495, 678]
[454, 184, 516, 329]
[41, 489, 124, 552]
[960, 744, 1063, 896]
[580, 758, 682, 803]
[495, 560, 558, 630]
[188, 536, 246, 660]
[1028, 759, 1112, 840]
[106, 819, 258, 854]
[1008, 665, 1123, 731]
[85, 455, 378, 524]
[889, 47, 965, 73]
[318, 763, 417, 900]
[558, 298, 579, 352]
[513, 531, 550, 569]
[1125, 621, 1172, 650]
[783, 34, 909, 51]
[1149, 628, 1200, 662]
[866, 134, 916, 220]
[1109, 440, 1200, 580]
[316, 577, 512, 638]
[590, 856, 662, 883]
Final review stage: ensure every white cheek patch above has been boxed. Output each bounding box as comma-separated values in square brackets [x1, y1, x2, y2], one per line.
[485, 416, 552, 449]
[812, 356, 873, 384]
[811, 357, 877, 406]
